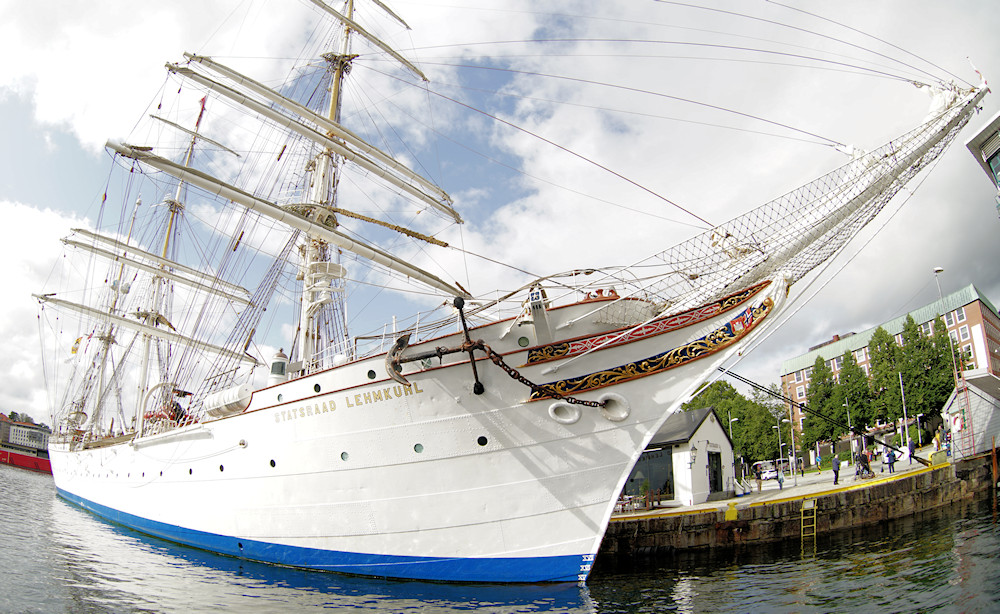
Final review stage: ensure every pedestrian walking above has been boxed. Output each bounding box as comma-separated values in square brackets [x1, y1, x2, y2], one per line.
[832, 453, 840, 485]
[777, 470, 784, 490]
[908, 438, 916, 465]
[887, 449, 896, 473]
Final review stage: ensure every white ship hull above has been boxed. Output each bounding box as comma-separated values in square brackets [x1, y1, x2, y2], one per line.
[51, 281, 782, 583]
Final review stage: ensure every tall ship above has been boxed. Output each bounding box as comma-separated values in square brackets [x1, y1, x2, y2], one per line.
[36, 0, 987, 582]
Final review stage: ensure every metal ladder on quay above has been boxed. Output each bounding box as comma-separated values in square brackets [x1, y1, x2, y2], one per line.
[801, 499, 817, 556]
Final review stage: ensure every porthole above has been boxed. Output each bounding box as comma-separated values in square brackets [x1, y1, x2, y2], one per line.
[414, 443, 424, 453]
[270, 459, 276, 468]
[341, 451, 349, 461]
[477, 436, 488, 446]
[189, 468, 193, 475]
[219, 465, 225, 472]
[367, 369, 377, 380]
[518, 337, 530, 347]
[238, 542, 243, 550]
[314, 383, 321, 393]
[277, 393, 283, 402]
[159, 471, 163, 477]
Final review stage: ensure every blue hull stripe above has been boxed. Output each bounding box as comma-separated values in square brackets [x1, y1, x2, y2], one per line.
[56, 488, 587, 583]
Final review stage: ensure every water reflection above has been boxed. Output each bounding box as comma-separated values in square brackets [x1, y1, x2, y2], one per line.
[46, 501, 597, 613]
[3, 462, 998, 613]
[587, 496, 999, 613]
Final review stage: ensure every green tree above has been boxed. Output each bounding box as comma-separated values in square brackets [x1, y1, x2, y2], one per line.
[837, 349, 872, 437]
[751, 384, 789, 461]
[683, 381, 753, 461]
[802, 356, 836, 451]
[868, 326, 902, 423]
[683, 380, 786, 464]
[929, 315, 959, 402]
[898, 314, 946, 422]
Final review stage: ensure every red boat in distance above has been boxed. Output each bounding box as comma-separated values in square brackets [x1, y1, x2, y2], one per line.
[0, 414, 51, 474]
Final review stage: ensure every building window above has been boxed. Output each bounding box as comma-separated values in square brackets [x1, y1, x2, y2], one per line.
[796, 387, 805, 400]
[920, 321, 933, 336]
[959, 325, 970, 341]
[945, 312, 955, 327]
[957, 306, 966, 322]
[961, 345, 975, 369]
[804, 367, 812, 379]
[834, 356, 843, 370]
[895, 333, 904, 346]
[862, 364, 870, 376]
[854, 348, 866, 362]
[794, 370, 803, 383]
[950, 330, 959, 344]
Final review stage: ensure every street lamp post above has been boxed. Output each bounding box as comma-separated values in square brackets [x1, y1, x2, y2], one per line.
[899, 371, 911, 456]
[784, 416, 797, 485]
[934, 267, 961, 387]
[728, 411, 740, 491]
[917, 413, 924, 446]
[772, 422, 787, 478]
[843, 398, 854, 459]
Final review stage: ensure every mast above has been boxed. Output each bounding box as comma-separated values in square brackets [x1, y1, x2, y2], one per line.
[136, 98, 203, 435]
[85, 198, 142, 434]
[296, 1, 355, 371]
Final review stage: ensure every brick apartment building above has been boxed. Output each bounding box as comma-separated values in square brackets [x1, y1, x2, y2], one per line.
[779, 284, 1000, 434]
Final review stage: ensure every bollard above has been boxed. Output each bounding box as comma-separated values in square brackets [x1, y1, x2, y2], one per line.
[725, 502, 738, 521]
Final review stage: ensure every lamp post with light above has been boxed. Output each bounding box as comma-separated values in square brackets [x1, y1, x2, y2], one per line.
[772, 421, 789, 479]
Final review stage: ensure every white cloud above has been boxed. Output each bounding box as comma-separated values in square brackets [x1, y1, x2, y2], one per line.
[2, 0, 1000, 426]
[0, 203, 85, 423]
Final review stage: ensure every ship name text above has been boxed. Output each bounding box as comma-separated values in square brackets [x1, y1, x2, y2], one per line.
[274, 383, 424, 423]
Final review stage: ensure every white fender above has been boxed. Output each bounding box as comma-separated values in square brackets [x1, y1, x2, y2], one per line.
[598, 392, 630, 422]
[548, 401, 582, 425]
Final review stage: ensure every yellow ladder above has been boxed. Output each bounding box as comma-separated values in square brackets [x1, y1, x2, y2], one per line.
[801, 498, 817, 555]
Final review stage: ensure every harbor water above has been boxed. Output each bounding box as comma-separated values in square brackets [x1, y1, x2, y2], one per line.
[2, 464, 998, 613]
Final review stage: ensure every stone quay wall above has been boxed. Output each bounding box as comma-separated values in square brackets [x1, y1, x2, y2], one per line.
[599, 455, 995, 559]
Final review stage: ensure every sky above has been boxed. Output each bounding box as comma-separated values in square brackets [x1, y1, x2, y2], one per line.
[2, 0, 1000, 425]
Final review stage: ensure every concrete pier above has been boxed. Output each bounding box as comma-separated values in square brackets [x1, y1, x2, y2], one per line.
[599, 451, 995, 560]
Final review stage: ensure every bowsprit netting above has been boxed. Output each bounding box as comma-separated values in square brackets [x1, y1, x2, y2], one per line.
[615, 84, 988, 319]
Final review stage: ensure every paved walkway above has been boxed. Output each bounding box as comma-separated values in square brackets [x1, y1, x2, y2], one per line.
[614, 445, 949, 520]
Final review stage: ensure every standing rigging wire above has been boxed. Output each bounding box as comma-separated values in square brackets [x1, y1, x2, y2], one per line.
[655, 0, 957, 87]
[354, 27, 940, 234]
[413, 77, 715, 230]
[765, 0, 973, 88]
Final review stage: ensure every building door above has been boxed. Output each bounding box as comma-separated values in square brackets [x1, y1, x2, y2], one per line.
[708, 451, 723, 493]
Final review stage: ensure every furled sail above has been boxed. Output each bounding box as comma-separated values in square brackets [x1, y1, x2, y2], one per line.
[32, 294, 258, 365]
[105, 140, 469, 298]
[62, 229, 252, 305]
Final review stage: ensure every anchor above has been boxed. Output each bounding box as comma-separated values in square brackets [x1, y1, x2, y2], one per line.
[385, 297, 486, 395]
